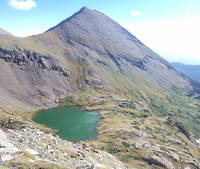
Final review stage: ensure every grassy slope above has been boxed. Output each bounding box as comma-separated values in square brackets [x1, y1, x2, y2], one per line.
[58, 87, 200, 169]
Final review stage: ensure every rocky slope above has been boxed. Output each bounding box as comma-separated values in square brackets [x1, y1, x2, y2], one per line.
[60, 90, 200, 169]
[0, 7, 198, 111]
[0, 114, 126, 169]
[0, 46, 72, 111]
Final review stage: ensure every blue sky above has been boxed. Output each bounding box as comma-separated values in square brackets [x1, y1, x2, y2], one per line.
[1, 0, 200, 64]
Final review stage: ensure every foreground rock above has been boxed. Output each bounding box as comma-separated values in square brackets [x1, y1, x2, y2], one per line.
[0, 120, 126, 169]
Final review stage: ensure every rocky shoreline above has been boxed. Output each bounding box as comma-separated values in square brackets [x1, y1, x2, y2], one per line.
[0, 118, 126, 169]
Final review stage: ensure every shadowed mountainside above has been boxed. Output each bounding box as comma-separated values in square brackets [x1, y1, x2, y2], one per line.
[172, 62, 200, 82]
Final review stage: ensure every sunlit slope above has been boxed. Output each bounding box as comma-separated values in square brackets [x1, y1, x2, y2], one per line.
[0, 7, 198, 111]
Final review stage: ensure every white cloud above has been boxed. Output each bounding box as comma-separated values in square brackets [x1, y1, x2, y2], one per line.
[9, 0, 36, 10]
[124, 14, 200, 64]
[130, 11, 144, 16]
[11, 27, 46, 37]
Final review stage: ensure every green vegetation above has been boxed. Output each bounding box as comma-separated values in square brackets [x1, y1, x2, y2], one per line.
[122, 141, 131, 148]
[149, 92, 200, 137]
[2, 89, 200, 169]
[0, 165, 9, 169]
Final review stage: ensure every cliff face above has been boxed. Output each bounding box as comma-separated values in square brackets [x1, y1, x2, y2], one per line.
[0, 7, 197, 111]
[0, 47, 73, 111]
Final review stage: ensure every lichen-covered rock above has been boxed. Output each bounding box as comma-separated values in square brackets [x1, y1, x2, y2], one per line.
[0, 125, 127, 169]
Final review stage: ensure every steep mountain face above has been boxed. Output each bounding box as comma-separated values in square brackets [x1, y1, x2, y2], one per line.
[40, 7, 193, 91]
[0, 7, 197, 111]
[172, 62, 200, 82]
[0, 46, 72, 111]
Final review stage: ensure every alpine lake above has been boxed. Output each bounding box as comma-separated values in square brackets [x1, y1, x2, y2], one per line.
[33, 106, 100, 141]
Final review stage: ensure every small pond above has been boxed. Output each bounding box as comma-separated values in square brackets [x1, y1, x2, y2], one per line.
[33, 106, 100, 141]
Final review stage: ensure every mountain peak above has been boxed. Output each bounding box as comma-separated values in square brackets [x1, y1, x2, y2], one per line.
[79, 6, 92, 12]
[72, 6, 97, 17]
[45, 6, 98, 33]
[44, 7, 144, 56]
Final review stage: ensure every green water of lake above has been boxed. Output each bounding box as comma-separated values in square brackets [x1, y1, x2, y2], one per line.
[33, 107, 100, 141]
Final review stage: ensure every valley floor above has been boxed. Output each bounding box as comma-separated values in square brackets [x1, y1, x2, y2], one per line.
[1, 90, 200, 169]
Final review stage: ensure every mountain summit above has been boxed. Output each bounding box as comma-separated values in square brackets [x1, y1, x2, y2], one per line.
[0, 7, 198, 110]
[44, 6, 146, 59]
[39, 7, 196, 92]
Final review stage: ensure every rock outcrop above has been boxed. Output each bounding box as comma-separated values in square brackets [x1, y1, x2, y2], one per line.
[0, 120, 126, 169]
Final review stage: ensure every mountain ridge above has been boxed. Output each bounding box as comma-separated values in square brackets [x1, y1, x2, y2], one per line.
[40, 6, 194, 90]
[0, 7, 198, 111]
[172, 62, 200, 82]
